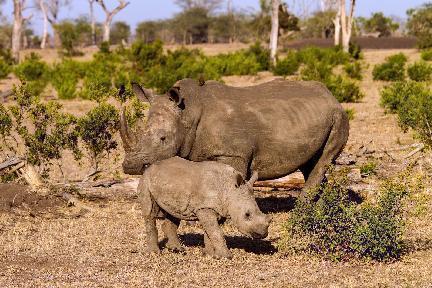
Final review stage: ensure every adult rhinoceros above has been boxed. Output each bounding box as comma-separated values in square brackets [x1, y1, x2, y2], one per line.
[120, 78, 349, 192]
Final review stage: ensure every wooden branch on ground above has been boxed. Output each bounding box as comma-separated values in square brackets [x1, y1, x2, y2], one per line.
[0, 90, 14, 102]
[254, 178, 304, 190]
[0, 157, 23, 171]
[404, 143, 425, 159]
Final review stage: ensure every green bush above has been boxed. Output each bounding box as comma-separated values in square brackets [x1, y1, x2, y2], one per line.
[349, 42, 362, 60]
[51, 59, 86, 99]
[345, 108, 355, 120]
[54, 21, 82, 56]
[360, 161, 377, 176]
[14, 53, 49, 95]
[380, 81, 432, 146]
[131, 40, 165, 71]
[297, 46, 351, 66]
[300, 61, 332, 82]
[372, 53, 407, 81]
[407, 61, 432, 82]
[6, 84, 81, 175]
[77, 103, 120, 170]
[421, 49, 432, 61]
[325, 75, 364, 103]
[245, 42, 271, 71]
[273, 51, 300, 76]
[0, 58, 11, 79]
[279, 175, 407, 261]
[344, 62, 362, 80]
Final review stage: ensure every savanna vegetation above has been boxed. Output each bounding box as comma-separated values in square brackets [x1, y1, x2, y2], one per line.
[1, 0, 432, 287]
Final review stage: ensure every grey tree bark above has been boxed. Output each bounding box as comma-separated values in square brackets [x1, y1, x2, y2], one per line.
[12, 0, 31, 62]
[340, 0, 356, 52]
[38, 0, 49, 49]
[88, 0, 96, 45]
[269, 0, 280, 65]
[96, 0, 130, 43]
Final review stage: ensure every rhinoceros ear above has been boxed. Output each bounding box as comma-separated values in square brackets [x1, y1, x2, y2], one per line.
[168, 87, 185, 110]
[132, 82, 154, 103]
[235, 173, 244, 188]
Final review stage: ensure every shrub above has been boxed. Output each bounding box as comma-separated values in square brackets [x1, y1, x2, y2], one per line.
[407, 61, 432, 82]
[6, 84, 81, 175]
[279, 174, 408, 261]
[297, 46, 351, 66]
[77, 103, 120, 170]
[0, 56, 11, 79]
[55, 21, 82, 56]
[130, 40, 165, 71]
[14, 53, 49, 95]
[325, 75, 364, 103]
[372, 53, 407, 81]
[344, 62, 362, 80]
[300, 61, 332, 82]
[360, 161, 377, 176]
[380, 81, 432, 146]
[345, 108, 355, 120]
[245, 42, 271, 71]
[273, 51, 300, 76]
[421, 49, 432, 61]
[349, 42, 362, 60]
[51, 59, 86, 99]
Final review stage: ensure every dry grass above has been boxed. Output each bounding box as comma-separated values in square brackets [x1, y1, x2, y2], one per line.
[1, 46, 432, 287]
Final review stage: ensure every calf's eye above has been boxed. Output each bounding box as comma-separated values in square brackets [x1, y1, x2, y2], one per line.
[160, 136, 166, 142]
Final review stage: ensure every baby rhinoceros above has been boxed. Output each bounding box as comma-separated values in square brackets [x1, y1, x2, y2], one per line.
[138, 156, 272, 259]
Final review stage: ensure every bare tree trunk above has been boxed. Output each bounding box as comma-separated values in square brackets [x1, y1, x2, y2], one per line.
[333, 3, 341, 46]
[96, 0, 130, 43]
[269, 0, 280, 65]
[39, 0, 49, 49]
[340, 0, 356, 52]
[89, 0, 96, 45]
[12, 0, 24, 62]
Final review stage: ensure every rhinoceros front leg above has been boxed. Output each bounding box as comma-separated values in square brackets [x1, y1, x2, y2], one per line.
[162, 216, 184, 252]
[196, 208, 232, 259]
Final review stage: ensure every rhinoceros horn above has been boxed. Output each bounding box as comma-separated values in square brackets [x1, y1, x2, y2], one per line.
[119, 106, 137, 152]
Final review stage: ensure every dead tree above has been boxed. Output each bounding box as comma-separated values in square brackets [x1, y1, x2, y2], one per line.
[339, 0, 356, 52]
[88, 0, 96, 45]
[269, 0, 280, 65]
[12, 0, 31, 62]
[37, 0, 49, 49]
[95, 0, 130, 43]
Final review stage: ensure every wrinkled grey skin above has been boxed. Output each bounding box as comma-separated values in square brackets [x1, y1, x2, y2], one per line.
[139, 156, 271, 259]
[121, 78, 349, 193]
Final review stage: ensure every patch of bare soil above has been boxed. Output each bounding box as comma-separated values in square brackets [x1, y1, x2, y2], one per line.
[1, 47, 432, 287]
[0, 184, 64, 216]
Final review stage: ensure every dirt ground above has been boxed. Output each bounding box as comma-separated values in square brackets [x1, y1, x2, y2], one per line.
[1, 46, 432, 287]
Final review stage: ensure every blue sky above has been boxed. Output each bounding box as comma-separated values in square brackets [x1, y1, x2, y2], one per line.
[1, 0, 429, 34]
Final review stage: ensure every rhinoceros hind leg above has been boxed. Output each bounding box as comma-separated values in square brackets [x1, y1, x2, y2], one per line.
[300, 111, 349, 195]
[162, 216, 184, 252]
[196, 208, 232, 259]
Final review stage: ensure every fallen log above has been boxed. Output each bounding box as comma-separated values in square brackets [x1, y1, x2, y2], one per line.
[0, 157, 23, 171]
[0, 89, 14, 102]
[254, 177, 304, 191]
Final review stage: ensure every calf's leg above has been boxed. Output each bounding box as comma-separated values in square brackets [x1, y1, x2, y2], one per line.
[162, 216, 184, 252]
[196, 208, 232, 259]
[138, 178, 160, 254]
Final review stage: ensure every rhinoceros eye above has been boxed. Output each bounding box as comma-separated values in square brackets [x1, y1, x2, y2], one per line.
[160, 136, 166, 142]
[245, 212, 251, 220]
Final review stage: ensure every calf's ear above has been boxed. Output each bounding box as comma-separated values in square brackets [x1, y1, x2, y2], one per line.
[168, 87, 185, 110]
